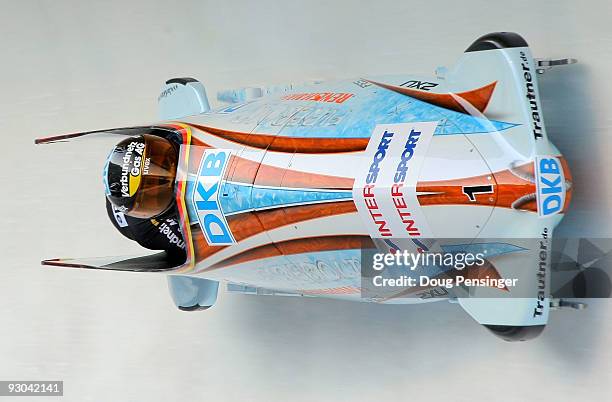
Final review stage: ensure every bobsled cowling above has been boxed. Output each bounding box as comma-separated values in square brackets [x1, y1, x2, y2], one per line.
[36, 32, 574, 341]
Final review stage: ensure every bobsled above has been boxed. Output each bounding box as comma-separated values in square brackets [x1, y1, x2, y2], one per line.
[37, 32, 578, 341]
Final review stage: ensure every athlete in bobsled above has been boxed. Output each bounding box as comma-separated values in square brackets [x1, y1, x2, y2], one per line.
[37, 32, 586, 341]
[103, 134, 186, 262]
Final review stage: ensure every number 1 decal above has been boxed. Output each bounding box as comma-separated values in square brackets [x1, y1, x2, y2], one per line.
[462, 185, 494, 202]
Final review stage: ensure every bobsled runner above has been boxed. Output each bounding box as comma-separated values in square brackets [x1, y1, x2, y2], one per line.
[37, 32, 579, 341]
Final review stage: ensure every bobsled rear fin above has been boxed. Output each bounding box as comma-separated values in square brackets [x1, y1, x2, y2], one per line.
[42, 252, 185, 272]
[448, 31, 552, 156]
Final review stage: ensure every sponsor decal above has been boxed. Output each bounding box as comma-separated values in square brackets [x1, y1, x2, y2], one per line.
[119, 140, 146, 198]
[230, 104, 347, 127]
[391, 128, 433, 236]
[157, 219, 186, 250]
[281, 92, 354, 104]
[158, 84, 179, 101]
[142, 155, 151, 175]
[353, 122, 437, 239]
[258, 257, 361, 285]
[416, 287, 449, 299]
[399, 80, 438, 91]
[111, 205, 128, 228]
[192, 149, 236, 245]
[533, 227, 549, 317]
[519, 51, 544, 141]
[362, 130, 394, 237]
[535, 156, 566, 217]
[353, 79, 372, 88]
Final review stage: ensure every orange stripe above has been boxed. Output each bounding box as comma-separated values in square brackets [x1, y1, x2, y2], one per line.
[492, 164, 537, 212]
[417, 174, 497, 207]
[559, 156, 573, 213]
[255, 200, 357, 232]
[224, 202, 356, 247]
[191, 201, 358, 263]
[300, 286, 361, 295]
[416, 163, 539, 212]
[222, 154, 354, 189]
[187, 123, 369, 153]
[365, 80, 497, 114]
[207, 235, 373, 270]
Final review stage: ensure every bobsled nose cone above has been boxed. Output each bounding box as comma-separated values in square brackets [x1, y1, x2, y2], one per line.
[484, 324, 546, 342]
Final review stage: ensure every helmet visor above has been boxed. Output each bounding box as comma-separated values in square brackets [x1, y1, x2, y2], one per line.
[105, 134, 178, 218]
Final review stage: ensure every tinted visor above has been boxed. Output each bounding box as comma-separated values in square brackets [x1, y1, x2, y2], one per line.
[105, 134, 178, 218]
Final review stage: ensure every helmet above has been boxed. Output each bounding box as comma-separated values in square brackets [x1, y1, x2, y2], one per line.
[103, 134, 178, 218]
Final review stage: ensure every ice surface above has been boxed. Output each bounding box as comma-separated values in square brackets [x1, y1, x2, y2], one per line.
[1, 1, 611, 401]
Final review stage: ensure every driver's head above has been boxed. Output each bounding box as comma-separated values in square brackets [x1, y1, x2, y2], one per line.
[103, 134, 178, 219]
